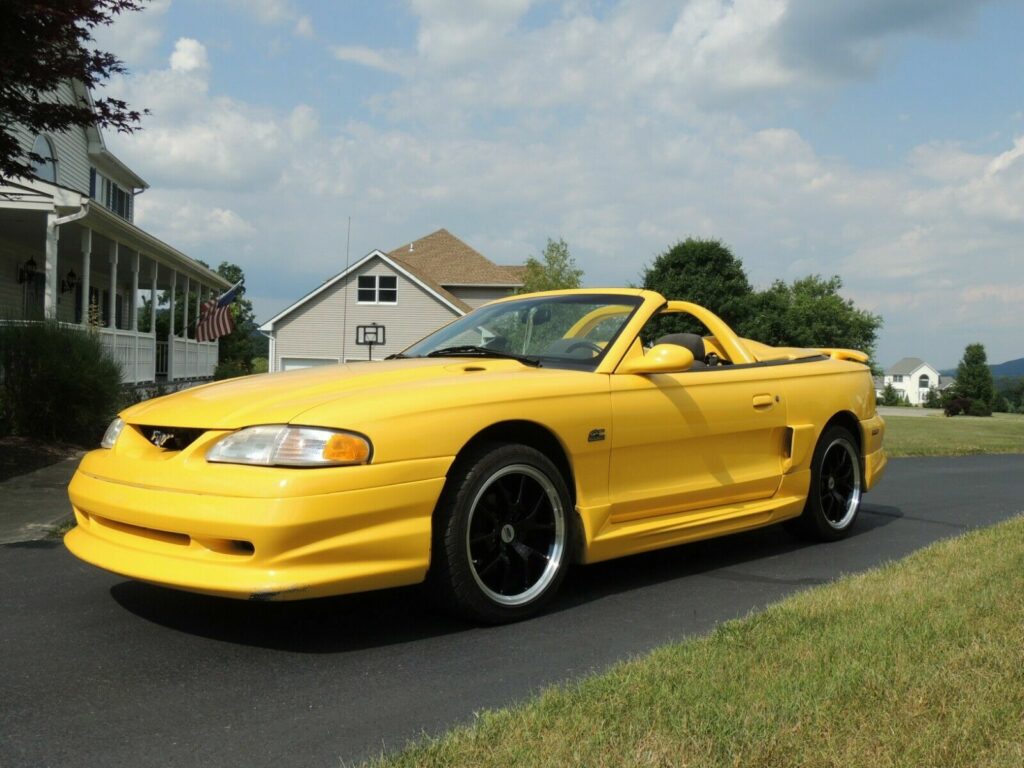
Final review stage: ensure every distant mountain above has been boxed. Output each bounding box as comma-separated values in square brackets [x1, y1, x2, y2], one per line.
[942, 357, 1024, 378]
[991, 357, 1024, 378]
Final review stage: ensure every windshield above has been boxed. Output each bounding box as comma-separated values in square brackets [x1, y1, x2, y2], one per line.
[401, 294, 643, 371]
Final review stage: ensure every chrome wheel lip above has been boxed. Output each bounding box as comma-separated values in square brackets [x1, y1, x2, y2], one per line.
[819, 437, 862, 530]
[465, 463, 566, 607]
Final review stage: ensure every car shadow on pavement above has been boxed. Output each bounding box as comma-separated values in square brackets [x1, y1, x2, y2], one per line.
[109, 507, 901, 652]
[552, 503, 901, 612]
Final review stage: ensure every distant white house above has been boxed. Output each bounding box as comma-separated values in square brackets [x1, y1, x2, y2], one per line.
[0, 80, 230, 383]
[259, 229, 524, 371]
[875, 357, 955, 405]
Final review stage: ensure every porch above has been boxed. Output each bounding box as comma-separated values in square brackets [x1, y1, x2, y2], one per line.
[0, 179, 231, 384]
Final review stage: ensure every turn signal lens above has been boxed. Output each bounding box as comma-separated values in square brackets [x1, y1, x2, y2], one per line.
[101, 417, 125, 449]
[206, 425, 372, 467]
[323, 433, 371, 464]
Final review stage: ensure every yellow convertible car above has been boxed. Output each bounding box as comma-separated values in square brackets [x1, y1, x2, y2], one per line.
[66, 289, 886, 623]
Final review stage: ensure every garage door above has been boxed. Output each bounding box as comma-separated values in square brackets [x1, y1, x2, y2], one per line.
[280, 357, 339, 371]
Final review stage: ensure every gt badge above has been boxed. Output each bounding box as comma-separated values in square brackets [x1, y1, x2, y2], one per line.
[588, 428, 606, 443]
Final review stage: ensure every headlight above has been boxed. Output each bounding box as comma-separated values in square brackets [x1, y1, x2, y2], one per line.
[101, 417, 125, 449]
[206, 425, 372, 467]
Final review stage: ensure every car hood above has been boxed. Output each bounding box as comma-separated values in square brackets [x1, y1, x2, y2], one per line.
[122, 358, 577, 429]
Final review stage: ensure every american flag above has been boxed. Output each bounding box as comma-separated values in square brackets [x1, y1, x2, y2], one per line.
[196, 279, 243, 342]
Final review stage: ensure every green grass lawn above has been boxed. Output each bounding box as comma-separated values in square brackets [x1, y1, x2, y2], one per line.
[884, 412, 1024, 457]
[369, 517, 1024, 768]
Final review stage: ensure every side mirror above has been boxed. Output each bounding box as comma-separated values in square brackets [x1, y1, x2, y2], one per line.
[617, 343, 694, 375]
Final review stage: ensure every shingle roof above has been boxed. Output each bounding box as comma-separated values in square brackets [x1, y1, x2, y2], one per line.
[887, 357, 927, 375]
[389, 253, 472, 313]
[387, 229, 524, 287]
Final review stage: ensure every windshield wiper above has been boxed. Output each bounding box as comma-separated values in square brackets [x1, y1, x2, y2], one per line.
[425, 345, 541, 367]
[384, 352, 408, 359]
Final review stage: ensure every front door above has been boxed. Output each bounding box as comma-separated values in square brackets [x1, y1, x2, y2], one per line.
[607, 365, 787, 523]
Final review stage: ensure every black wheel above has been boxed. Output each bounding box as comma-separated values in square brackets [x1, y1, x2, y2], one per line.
[788, 425, 863, 541]
[430, 443, 572, 624]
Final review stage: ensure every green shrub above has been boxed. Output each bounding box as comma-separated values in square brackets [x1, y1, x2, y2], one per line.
[968, 399, 993, 417]
[251, 356, 268, 374]
[214, 359, 251, 380]
[0, 321, 122, 445]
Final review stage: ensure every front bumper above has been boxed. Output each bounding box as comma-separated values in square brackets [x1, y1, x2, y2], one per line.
[65, 455, 449, 600]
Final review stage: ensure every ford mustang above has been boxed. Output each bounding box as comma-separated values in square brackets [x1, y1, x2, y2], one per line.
[66, 289, 886, 623]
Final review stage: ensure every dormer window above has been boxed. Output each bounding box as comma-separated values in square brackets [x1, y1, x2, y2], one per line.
[32, 135, 57, 183]
[91, 171, 133, 221]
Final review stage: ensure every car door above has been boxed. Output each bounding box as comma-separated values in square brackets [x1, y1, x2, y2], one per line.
[606, 364, 788, 523]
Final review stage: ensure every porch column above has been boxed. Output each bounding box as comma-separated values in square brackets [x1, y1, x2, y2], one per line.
[182, 276, 190, 340]
[43, 211, 58, 318]
[107, 241, 118, 329]
[80, 228, 91, 326]
[168, 270, 177, 381]
[149, 262, 158, 334]
[194, 287, 202, 339]
[130, 253, 140, 331]
[131, 253, 140, 383]
[169, 270, 176, 338]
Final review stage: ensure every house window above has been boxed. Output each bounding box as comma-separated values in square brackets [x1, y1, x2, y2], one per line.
[893, 375, 903, 383]
[92, 173, 132, 221]
[357, 274, 397, 304]
[919, 374, 930, 388]
[32, 135, 57, 183]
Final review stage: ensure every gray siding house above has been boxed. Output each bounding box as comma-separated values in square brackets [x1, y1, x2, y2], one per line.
[0, 80, 230, 383]
[260, 229, 523, 370]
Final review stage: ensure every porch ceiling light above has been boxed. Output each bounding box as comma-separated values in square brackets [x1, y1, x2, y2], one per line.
[17, 257, 37, 284]
[61, 268, 79, 294]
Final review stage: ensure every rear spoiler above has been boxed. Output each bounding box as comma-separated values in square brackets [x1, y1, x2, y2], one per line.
[818, 348, 870, 364]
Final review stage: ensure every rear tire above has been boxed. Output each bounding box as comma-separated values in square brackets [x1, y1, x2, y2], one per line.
[787, 425, 863, 542]
[430, 443, 572, 624]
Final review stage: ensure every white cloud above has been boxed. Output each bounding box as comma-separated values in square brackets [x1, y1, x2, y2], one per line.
[134, 196, 255, 245]
[169, 38, 208, 72]
[331, 46, 406, 75]
[92, 0, 171, 69]
[294, 15, 315, 39]
[221, 0, 314, 38]
[410, 0, 534, 65]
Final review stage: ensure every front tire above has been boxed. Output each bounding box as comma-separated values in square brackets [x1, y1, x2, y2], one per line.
[431, 443, 572, 624]
[788, 425, 863, 541]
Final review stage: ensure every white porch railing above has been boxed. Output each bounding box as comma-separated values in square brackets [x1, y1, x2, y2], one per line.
[97, 328, 157, 384]
[94, 328, 218, 383]
[170, 336, 219, 380]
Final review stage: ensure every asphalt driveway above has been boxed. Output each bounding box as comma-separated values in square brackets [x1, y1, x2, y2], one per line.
[1, 454, 1021, 768]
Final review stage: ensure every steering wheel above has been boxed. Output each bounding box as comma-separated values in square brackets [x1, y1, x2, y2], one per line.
[564, 340, 603, 356]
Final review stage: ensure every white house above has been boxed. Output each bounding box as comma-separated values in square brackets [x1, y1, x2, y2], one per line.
[877, 357, 954, 405]
[259, 229, 523, 370]
[0, 80, 231, 383]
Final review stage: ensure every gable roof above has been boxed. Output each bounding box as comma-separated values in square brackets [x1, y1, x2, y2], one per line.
[887, 357, 933, 375]
[258, 249, 470, 331]
[388, 229, 523, 287]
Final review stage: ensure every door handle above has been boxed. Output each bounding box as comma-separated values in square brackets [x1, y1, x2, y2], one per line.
[753, 394, 775, 409]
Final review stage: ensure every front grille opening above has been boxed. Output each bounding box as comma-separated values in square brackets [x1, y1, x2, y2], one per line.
[137, 425, 206, 452]
[201, 538, 255, 557]
[94, 515, 191, 547]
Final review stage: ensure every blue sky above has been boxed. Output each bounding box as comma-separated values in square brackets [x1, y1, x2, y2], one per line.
[97, 0, 1024, 368]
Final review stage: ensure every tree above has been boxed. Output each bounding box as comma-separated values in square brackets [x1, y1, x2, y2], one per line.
[640, 238, 753, 339]
[923, 387, 943, 409]
[741, 275, 882, 361]
[519, 238, 583, 294]
[0, 0, 147, 180]
[954, 343, 995, 415]
[879, 383, 905, 406]
[213, 262, 259, 377]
